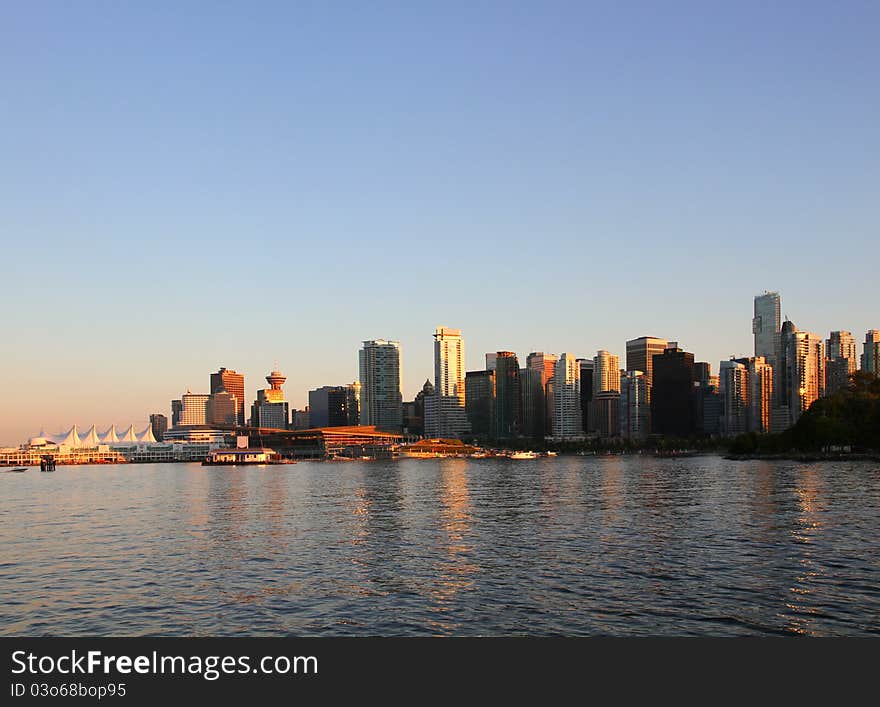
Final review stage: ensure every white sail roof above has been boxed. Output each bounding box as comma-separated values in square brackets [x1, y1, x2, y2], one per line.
[81, 425, 101, 447]
[100, 425, 120, 443]
[119, 424, 138, 442]
[137, 425, 157, 443]
[58, 425, 82, 448]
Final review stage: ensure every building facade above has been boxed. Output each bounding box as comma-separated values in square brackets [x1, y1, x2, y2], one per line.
[862, 330, 880, 377]
[651, 346, 696, 437]
[493, 352, 521, 438]
[433, 327, 470, 438]
[251, 368, 289, 429]
[359, 340, 403, 431]
[210, 368, 246, 426]
[552, 353, 582, 439]
[465, 370, 495, 438]
[526, 352, 557, 437]
[619, 370, 648, 441]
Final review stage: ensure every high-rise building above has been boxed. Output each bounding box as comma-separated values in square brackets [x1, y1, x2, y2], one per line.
[485, 353, 498, 371]
[171, 399, 182, 428]
[493, 352, 521, 438]
[345, 383, 361, 426]
[552, 353, 582, 439]
[620, 371, 648, 441]
[207, 388, 239, 426]
[591, 350, 621, 437]
[179, 391, 210, 427]
[359, 340, 403, 430]
[308, 386, 349, 428]
[651, 346, 696, 437]
[526, 352, 557, 436]
[210, 368, 245, 426]
[753, 291, 781, 368]
[465, 370, 495, 438]
[862, 330, 880, 377]
[519, 367, 543, 439]
[251, 368, 289, 429]
[777, 322, 825, 427]
[719, 360, 749, 437]
[578, 359, 594, 434]
[825, 331, 857, 395]
[693, 363, 720, 436]
[403, 381, 431, 436]
[626, 336, 668, 392]
[149, 413, 168, 442]
[433, 327, 470, 438]
[744, 356, 773, 433]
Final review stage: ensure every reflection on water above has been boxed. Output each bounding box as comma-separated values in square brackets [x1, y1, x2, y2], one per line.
[0, 457, 878, 636]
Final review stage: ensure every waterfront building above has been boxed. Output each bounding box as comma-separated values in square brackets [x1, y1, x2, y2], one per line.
[651, 346, 696, 437]
[251, 368, 290, 429]
[719, 360, 749, 437]
[433, 327, 470, 437]
[753, 291, 781, 369]
[485, 353, 498, 371]
[171, 399, 182, 428]
[519, 367, 543, 439]
[578, 359, 594, 434]
[777, 322, 825, 427]
[207, 388, 239, 426]
[620, 370, 648, 441]
[101, 425, 120, 443]
[625, 337, 668, 430]
[150, 413, 168, 442]
[826, 331, 858, 394]
[494, 352, 521, 438]
[345, 383, 361, 426]
[309, 386, 349, 428]
[210, 368, 245, 426]
[403, 380, 432, 436]
[552, 354, 582, 439]
[359, 340, 403, 431]
[862, 330, 880, 377]
[291, 408, 311, 430]
[465, 370, 495, 438]
[179, 392, 210, 427]
[526, 352, 558, 437]
[590, 350, 621, 437]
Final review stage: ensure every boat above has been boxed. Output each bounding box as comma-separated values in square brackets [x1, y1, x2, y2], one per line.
[544, 451, 558, 457]
[510, 451, 539, 460]
[202, 447, 291, 466]
[4, 467, 27, 473]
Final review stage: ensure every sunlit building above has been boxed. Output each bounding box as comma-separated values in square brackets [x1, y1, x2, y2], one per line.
[526, 352, 557, 437]
[433, 327, 470, 437]
[777, 322, 825, 427]
[825, 330, 857, 394]
[552, 353, 582, 439]
[591, 350, 621, 437]
[753, 291, 781, 369]
[251, 368, 289, 429]
[207, 388, 239, 426]
[719, 360, 749, 437]
[862, 330, 880, 377]
[210, 368, 245, 426]
[359, 340, 403, 430]
[179, 391, 210, 427]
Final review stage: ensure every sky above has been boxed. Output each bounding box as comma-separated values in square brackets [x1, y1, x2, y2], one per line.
[1, 1, 878, 445]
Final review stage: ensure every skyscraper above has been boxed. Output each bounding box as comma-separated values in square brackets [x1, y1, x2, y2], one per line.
[210, 368, 245, 426]
[552, 353, 582, 439]
[433, 327, 470, 438]
[591, 350, 621, 437]
[345, 382, 361, 426]
[862, 330, 880, 377]
[651, 346, 696, 437]
[308, 386, 349, 428]
[526, 352, 557, 436]
[577, 358, 594, 434]
[719, 360, 748, 437]
[465, 370, 495, 438]
[179, 391, 211, 427]
[149, 413, 168, 442]
[493, 352, 521, 438]
[359, 340, 403, 430]
[208, 388, 239, 426]
[826, 330, 858, 394]
[753, 291, 781, 368]
[519, 367, 543, 439]
[619, 370, 648, 440]
[778, 322, 825, 427]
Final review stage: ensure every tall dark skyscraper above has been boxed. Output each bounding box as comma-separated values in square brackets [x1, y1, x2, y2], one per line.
[210, 367, 245, 426]
[465, 370, 495, 438]
[578, 358, 594, 433]
[493, 352, 521, 438]
[651, 346, 696, 437]
[149, 413, 167, 441]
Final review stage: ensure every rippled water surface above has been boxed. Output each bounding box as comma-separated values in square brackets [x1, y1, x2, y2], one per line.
[1, 456, 878, 636]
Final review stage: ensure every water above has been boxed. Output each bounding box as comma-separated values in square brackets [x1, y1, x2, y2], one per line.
[1, 456, 878, 636]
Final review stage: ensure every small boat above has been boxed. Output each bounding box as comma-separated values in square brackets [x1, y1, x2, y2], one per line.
[510, 451, 539, 460]
[4, 467, 27, 473]
[544, 451, 558, 457]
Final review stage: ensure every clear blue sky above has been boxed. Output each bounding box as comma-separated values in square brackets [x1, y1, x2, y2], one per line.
[1, 1, 878, 445]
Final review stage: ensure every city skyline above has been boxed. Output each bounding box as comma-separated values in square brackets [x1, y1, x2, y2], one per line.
[2, 3, 878, 445]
